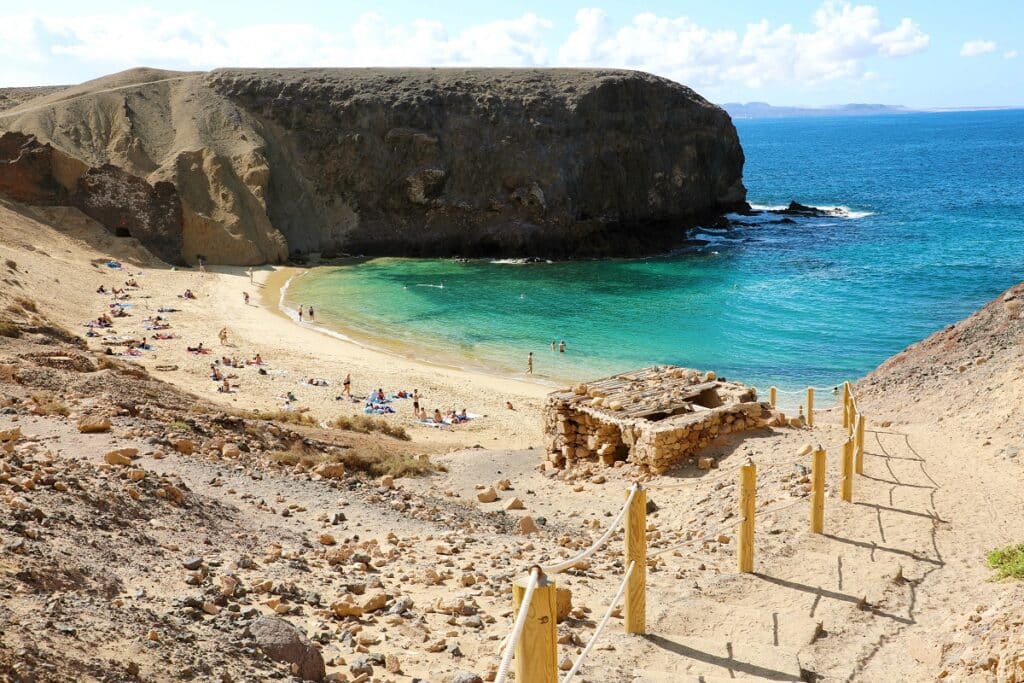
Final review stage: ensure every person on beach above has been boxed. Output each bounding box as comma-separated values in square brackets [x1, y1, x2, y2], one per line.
[308, 306, 315, 321]
[218, 378, 231, 393]
[247, 267, 254, 285]
[433, 408, 444, 424]
[343, 373, 352, 397]
[243, 292, 250, 305]
[210, 364, 223, 381]
[551, 339, 556, 352]
[298, 307, 303, 322]
[559, 340, 566, 353]
[219, 328, 228, 345]
[527, 352, 533, 374]
[506, 401, 516, 410]
[253, 353, 264, 366]
[97, 285, 107, 294]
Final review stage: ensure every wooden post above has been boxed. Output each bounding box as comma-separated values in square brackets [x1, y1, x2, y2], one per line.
[855, 413, 865, 474]
[806, 387, 815, 427]
[842, 383, 851, 429]
[810, 447, 825, 534]
[512, 569, 558, 683]
[624, 486, 647, 634]
[841, 438, 854, 502]
[738, 460, 756, 573]
[769, 386, 777, 408]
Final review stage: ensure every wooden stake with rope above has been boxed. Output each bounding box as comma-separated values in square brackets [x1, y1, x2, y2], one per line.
[855, 413, 865, 474]
[769, 386, 777, 408]
[624, 486, 647, 634]
[807, 387, 815, 427]
[738, 460, 756, 573]
[841, 438, 854, 502]
[811, 447, 825, 534]
[512, 569, 558, 683]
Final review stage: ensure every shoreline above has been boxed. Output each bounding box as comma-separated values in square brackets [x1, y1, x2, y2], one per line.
[270, 265, 572, 389]
[271, 261, 855, 412]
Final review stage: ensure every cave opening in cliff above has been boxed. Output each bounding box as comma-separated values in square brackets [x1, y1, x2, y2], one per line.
[114, 227, 131, 237]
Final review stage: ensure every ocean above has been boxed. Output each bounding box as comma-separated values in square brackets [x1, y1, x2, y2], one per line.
[283, 109, 1024, 401]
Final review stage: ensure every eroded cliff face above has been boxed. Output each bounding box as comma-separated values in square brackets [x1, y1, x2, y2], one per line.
[0, 67, 746, 264]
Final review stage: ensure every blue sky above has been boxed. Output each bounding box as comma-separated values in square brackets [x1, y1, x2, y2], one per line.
[1, 1, 1021, 107]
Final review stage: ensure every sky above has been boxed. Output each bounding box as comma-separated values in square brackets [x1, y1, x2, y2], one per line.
[1, 1, 1021, 108]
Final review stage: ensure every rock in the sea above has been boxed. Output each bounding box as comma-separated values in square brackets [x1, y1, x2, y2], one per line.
[249, 616, 325, 681]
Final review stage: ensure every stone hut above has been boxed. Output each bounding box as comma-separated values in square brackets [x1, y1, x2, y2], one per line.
[543, 365, 771, 474]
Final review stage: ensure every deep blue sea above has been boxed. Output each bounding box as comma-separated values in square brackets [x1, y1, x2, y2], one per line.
[285, 110, 1024, 401]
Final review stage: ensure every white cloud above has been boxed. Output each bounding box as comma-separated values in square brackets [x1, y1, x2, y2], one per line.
[1004, 49, 1019, 59]
[558, 3, 928, 88]
[0, 3, 927, 92]
[960, 40, 997, 57]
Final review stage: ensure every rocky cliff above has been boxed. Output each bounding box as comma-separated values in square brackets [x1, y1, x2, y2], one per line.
[0, 67, 746, 264]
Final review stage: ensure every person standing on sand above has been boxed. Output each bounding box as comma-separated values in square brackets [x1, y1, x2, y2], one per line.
[243, 292, 250, 305]
[343, 373, 352, 397]
[527, 352, 533, 374]
[308, 306, 315, 321]
[559, 340, 566, 353]
[298, 307, 303, 322]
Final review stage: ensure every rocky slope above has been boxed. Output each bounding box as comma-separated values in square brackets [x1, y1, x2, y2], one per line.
[0, 67, 746, 264]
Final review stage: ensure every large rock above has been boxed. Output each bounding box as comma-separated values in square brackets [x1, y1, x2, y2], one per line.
[1, 67, 746, 264]
[249, 616, 325, 681]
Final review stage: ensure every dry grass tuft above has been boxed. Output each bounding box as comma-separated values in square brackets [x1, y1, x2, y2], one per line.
[31, 393, 70, 416]
[0, 319, 20, 338]
[330, 414, 410, 440]
[265, 440, 432, 478]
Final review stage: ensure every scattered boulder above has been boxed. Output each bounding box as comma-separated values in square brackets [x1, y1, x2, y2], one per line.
[313, 462, 346, 479]
[78, 415, 111, 433]
[249, 616, 325, 681]
[516, 516, 539, 535]
[476, 487, 498, 503]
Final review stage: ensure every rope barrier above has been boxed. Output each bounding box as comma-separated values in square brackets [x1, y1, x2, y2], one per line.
[494, 566, 541, 683]
[541, 483, 638, 574]
[561, 561, 636, 683]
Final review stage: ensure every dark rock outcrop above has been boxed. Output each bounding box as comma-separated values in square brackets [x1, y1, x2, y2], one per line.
[210, 68, 747, 258]
[1, 68, 747, 263]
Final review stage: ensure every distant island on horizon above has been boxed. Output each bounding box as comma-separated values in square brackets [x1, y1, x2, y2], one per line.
[721, 101, 1019, 119]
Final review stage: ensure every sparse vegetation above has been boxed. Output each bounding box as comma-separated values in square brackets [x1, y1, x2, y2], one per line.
[0, 319, 20, 338]
[329, 414, 410, 440]
[30, 393, 70, 416]
[987, 545, 1024, 580]
[167, 420, 193, 432]
[265, 440, 432, 478]
[14, 297, 37, 313]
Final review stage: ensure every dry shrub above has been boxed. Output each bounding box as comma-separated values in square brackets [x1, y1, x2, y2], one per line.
[31, 393, 69, 416]
[330, 414, 410, 440]
[14, 297, 37, 313]
[264, 440, 431, 478]
[0, 319, 20, 338]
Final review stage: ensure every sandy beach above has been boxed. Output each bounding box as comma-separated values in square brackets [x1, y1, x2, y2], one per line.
[4, 205, 548, 451]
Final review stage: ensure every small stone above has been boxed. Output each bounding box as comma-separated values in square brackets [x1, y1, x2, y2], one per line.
[516, 516, 539, 535]
[104, 448, 137, 466]
[319, 534, 337, 546]
[182, 556, 204, 571]
[78, 416, 111, 433]
[221, 443, 241, 458]
[502, 497, 524, 511]
[172, 439, 195, 454]
[559, 656, 573, 671]
[476, 487, 498, 503]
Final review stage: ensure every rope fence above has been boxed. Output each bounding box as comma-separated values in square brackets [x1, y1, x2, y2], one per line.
[494, 379, 871, 681]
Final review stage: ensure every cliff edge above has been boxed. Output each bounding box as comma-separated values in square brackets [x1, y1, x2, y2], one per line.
[0, 67, 746, 264]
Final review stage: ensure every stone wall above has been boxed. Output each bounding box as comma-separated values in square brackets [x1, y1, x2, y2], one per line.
[544, 396, 770, 475]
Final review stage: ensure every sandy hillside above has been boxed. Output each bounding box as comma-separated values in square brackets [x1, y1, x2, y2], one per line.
[1, 198, 1023, 682]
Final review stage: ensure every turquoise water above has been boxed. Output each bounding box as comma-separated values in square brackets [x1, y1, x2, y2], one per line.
[285, 109, 1024, 395]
